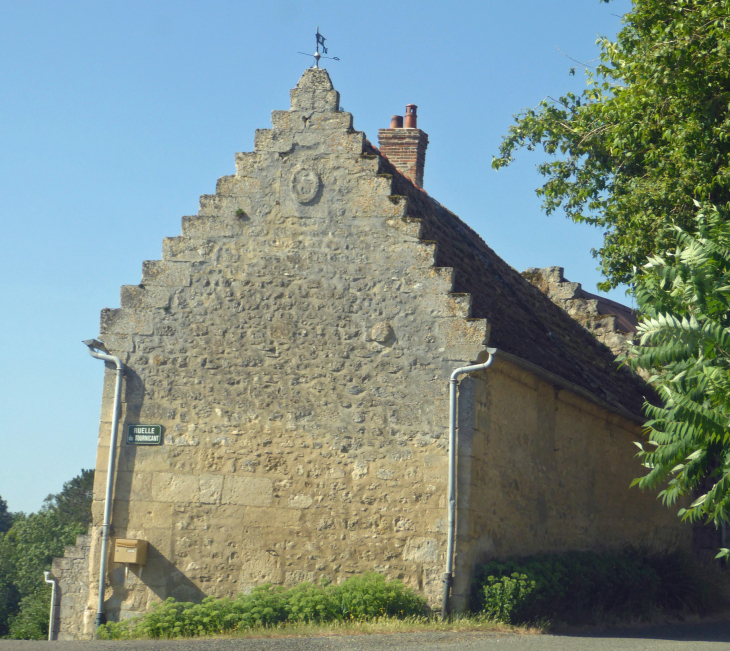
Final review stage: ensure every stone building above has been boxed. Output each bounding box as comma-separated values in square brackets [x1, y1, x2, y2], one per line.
[53, 69, 689, 639]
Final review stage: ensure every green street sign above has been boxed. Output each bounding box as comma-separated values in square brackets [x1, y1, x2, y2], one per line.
[127, 425, 163, 446]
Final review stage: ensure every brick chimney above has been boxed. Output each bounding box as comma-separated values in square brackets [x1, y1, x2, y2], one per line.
[378, 104, 429, 188]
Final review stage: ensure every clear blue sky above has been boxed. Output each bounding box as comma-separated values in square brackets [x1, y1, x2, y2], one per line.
[0, 0, 633, 513]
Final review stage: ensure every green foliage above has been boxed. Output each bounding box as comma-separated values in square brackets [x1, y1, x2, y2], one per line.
[7, 588, 51, 640]
[334, 572, 428, 620]
[0, 551, 20, 638]
[493, 0, 730, 289]
[1, 511, 85, 599]
[0, 496, 16, 534]
[472, 548, 714, 625]
[98, 573, 429, 639]
[625, 204, 730, 536]
[0, 470, 92, 638]
[481, 573, 535, 624]
[42, 469, 94, 529]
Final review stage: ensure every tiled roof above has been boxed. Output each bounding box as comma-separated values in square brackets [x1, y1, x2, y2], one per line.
[365, 140, 653, 418]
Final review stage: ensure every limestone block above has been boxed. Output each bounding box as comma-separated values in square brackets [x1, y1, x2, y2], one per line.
[419, 292, 472, 318]
[386, 217, 423, 239]
[402, 537, 439, 562]
[162, 237, 216, 262]
[234, 151, 276, 176]
[349, 192, 406, 220]
[151, 473, 200, 503]
[287, 494, 314, 508]
[100, 335, 135, 353]
[436, 318, 489, 362]
[120, 285, 172, 309]
[114, 471, 153, 502]
[112, 501, 174, 530]
[270, 110, 353, 132]
[254, 129, 294, 154]
[100, 308, 154, 336]
[238, 549, 282, 588]
[181, 214, 252, 239]
[141, 261, 192, 287]
[222, 476, 273, 507]
[290, 87, 340, 112]
[199, 474, 223, 504]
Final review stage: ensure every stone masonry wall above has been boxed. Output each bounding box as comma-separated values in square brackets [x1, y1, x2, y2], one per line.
[452, 358, 691, 609]
[51, 534, 91, 641]
[80, 69, 488, 637]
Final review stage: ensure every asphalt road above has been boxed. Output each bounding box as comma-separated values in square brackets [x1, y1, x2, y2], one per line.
[2, 622, 730, 651]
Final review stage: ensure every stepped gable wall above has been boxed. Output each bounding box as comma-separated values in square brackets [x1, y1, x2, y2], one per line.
[522, 266, 637, 358]
[64, 69, 691, 636]
[84, 68, 488, 633]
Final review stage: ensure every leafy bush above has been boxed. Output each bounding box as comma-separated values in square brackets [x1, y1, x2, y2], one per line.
[336, 573, 428, 620]
[481, 573, 535, 624]
[98, 573, 429, 639]
[7, 588, 51, 640]
[472, 548, 718, 625]
[0, 508, 85, 637]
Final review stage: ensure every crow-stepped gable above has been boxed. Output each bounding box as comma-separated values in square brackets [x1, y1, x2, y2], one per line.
[53, 69, 688, 639]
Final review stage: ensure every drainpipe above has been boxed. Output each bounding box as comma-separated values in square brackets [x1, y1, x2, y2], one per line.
[83, 339, 124, 630]
[441, 348, 497, 621]
[44, 571, 57, 641]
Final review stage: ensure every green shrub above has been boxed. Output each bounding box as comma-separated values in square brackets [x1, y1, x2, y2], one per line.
[7, 587, 51, 640]
[482, 573, 535, 624]
[336, 573, 428, 620]
[472, 548, 718, 625]
[98, 572, 428, 639]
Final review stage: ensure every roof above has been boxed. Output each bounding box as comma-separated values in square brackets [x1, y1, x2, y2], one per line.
[363, 140, 653, 418]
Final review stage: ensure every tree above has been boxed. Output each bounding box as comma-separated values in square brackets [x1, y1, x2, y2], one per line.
[628, 204, 730, 548]
[492, 0, 730, 290]
[0, 470, 93, 638]
[43, 468, 94, 529]
[0, 496, 15, 534]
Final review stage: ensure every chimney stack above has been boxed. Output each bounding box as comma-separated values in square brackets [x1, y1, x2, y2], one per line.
[378, 104, 429, 188]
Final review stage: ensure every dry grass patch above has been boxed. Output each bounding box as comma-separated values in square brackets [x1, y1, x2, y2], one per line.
[219, 615, 543, 640]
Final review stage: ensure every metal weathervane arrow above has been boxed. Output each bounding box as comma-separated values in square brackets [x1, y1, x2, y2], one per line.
[299, 27, 340, 68]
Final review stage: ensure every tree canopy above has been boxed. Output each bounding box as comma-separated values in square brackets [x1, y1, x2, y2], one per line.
[0, 497, 15, 534]
[0, 470, 93, 639]
[628, 204, 730, 540]
[493, 0, 730, 290]
[43, 468, 94, 529]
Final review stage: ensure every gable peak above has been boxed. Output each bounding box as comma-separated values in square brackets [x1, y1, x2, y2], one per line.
[290, 68, 340, 112]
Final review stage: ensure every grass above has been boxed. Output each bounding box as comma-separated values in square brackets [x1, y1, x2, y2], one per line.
[198, 614, 541, 640]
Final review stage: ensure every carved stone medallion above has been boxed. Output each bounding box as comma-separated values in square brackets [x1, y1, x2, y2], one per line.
[291, 168, 321, 204]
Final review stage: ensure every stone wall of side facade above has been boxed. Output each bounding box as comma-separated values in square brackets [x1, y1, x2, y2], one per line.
[50, 534, 91, 640]
[451, 358, 691, 609]
[79, 69, 488, 638]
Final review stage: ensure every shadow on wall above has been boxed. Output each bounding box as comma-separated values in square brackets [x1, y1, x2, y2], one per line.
[107, 544, 206, 617]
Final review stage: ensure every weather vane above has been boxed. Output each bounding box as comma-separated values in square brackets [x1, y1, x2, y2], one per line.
[299, 28, 340, 69]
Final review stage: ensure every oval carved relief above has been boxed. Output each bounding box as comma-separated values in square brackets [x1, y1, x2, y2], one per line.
[291, 168, 321, 204]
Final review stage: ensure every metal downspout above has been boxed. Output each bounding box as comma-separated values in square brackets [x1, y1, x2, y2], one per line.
[83, 339, 124, 631]
[44, 571, 57, 641]
[441, 348, 497, 621]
